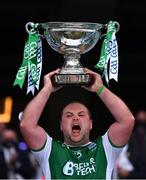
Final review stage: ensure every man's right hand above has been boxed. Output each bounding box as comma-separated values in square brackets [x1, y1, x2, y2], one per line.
[43, 68, 62, 93]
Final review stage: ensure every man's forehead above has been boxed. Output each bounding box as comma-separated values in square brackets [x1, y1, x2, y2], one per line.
[63, 103, 88, 112]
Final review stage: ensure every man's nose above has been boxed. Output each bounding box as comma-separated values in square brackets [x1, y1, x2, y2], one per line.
[73, 115, 79, 121]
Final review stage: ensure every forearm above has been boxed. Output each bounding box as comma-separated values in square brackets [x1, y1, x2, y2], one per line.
[99, 87, 134, 122]
[21, 86, 52, 128]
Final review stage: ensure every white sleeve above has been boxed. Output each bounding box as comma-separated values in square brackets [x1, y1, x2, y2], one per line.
[116, 145, 134, 171]
[102, 132, 124, 179]
[31, 133, 52, 178]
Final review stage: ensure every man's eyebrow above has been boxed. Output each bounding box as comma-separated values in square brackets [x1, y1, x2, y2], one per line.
[65, 111, 86, 114]
[63, 111, 86, 114]
[79, 111, 86, 114]
[64, 112, 73, 114]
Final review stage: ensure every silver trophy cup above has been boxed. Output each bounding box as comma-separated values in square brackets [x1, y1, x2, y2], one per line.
[26, 21, 119, 86]
[41, 22, 103, 85]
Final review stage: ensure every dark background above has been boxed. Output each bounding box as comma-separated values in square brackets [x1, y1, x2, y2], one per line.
[0, 0, 146, 140]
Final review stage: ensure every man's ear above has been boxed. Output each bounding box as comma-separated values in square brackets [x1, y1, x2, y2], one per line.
[60, 121, 63, 131]
[90, 119, 93, 130]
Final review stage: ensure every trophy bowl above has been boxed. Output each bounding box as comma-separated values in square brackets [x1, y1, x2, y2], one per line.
[40, 22, 105, 85]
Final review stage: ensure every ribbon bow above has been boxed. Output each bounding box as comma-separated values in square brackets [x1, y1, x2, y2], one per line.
[94, 21, 119, 84]
[13, 23, 42, 95]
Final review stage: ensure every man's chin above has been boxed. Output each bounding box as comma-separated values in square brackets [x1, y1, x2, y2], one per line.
[70, 136, 83, 145]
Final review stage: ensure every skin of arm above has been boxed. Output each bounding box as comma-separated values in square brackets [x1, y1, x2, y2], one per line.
[82, 68, 135, 146]
[19, 69, 61, 150]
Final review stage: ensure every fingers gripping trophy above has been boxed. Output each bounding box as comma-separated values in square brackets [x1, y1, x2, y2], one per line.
[13, 21, 120, 94]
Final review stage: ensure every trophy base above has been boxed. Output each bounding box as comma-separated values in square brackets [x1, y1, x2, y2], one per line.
[52, 74, 93, 86]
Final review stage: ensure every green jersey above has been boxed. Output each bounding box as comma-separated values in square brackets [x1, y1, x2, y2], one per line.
[32, 132, 123, 179]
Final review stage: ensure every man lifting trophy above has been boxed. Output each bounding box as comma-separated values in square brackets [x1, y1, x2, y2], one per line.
[14, 21, 119, 94]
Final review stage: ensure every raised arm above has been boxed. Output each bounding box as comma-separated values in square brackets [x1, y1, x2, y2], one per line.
[83, 68, 135, 146]
[19, 69, 61, 150]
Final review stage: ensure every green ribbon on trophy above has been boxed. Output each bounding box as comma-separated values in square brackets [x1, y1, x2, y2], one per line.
[13, 23, 42, 95]
[94, 21, 119, 84]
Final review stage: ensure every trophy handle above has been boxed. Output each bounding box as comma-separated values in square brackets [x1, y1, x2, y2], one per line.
[115, 21, 120, 33]
[100, 21, 120, 39]
[25, 22, 40, 34]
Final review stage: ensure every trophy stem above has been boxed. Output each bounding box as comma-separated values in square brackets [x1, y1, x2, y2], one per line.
[64, 48, 81, 67]
[52, 48, 92, 85]
[60, 48, 84, 74]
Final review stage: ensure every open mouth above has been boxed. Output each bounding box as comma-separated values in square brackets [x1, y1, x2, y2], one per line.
[72, 125, 81, 134]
